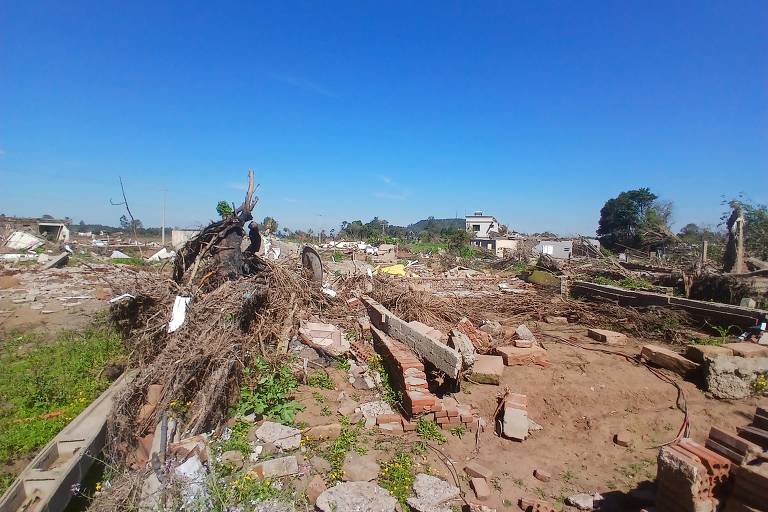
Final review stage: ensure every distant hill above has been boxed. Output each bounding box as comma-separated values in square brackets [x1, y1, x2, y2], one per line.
[407, 218, 465, 233]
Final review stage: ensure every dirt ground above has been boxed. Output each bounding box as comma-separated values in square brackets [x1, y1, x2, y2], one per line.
[293, 320, 764, 512]
[2, 261, 765, 511]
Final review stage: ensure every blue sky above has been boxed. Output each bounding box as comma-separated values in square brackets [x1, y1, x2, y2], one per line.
[1, 1, 766, 235]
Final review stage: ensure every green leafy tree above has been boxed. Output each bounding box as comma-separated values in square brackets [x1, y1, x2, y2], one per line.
[597, 188, 672, 250]
[261, 216, 278, 233]
[119, 215, 143, 231]
[216, 201, 233, 218]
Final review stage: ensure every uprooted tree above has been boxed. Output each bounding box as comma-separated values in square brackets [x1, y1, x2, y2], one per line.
[105, 170, 343, 469]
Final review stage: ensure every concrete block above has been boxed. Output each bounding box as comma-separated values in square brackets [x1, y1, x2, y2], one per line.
[469, 355, 504, 385]
[470, 477, 491, 501]
[705, 356, 768, 399]
[724, 342, 768, 358]
[464, 461, 493, 480]
[495, 345, 549, 367]
[253, 455, 299, 478]
[685, 344, 734, 363]
[544, 316, 569, 325]
[502, 405, 529, 441]
[587, 328, 628, 346]
[640, 344, 699, 376]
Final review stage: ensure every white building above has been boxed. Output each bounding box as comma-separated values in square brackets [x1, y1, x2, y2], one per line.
[465, 211, 499, 239]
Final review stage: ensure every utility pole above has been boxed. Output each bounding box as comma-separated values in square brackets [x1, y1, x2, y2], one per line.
[161, 188, 167, 247]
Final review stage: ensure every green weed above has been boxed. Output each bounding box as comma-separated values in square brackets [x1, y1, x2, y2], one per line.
[416, 418, 446, 444]
[368, 355, 401, 407]
[308, 370, 335, 390]
[449, 424, 466, 438]
[111, 257, 145, 266]
[378, 452, 415, 507]
[325, 417, 364, 483]
[233, 357, 304, 424]
[216, 420, 252, 455]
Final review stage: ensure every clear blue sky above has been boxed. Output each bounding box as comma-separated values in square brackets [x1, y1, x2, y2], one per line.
[1, 1, 766, 235]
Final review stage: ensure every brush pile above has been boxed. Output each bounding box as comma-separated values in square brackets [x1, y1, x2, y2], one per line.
[104, 172, 354, 465]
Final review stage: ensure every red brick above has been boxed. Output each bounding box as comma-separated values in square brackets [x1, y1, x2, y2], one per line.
[460, 414, 474, 423]
[495, 345, 549, 367]
[402, 419, 417, 432]
[376, 414, 402, 425]
[436, 416, 449, 425]
[506, 393, 528, 410]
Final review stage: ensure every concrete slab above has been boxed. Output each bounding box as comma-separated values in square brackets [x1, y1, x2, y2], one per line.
[685, 344, 734, 363]
[469, 355, 504, 385]
[587, 328, 628, 346]
[640, 344, 699, 376]
[724, 343, 768, 358]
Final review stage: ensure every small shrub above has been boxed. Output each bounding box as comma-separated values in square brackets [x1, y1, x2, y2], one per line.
[753, 374, 768, 394]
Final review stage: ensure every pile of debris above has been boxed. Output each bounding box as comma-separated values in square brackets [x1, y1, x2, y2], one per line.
[654, 406, 768, 512]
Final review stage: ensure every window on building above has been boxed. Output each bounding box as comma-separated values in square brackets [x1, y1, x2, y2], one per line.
[543, 245, 554, 255]
[472, 224, 481, 231]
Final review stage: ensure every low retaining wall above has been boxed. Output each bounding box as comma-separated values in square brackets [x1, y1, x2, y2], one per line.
[571, 281, 766, 328]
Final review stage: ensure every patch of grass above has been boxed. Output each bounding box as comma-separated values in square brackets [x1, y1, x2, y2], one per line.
[449, 424, 466, 438]
[233, 356, 304, 425]
[0, 472, 15, 496]
[368, 355, 402, 407]
[405, 242, 447, 254]
[307, 370, 334, 390]
[201, 460, 293, 510]
[690, 337, 724, 346]
[0, 326, 124, 486]
[325, 417, 364, 484]
[561, 470, 576, 483]
[331, 250, 346, 262]
[111, 257, 145, 266]
[416, 418, 446, 444]
[378, 452, 415, 507]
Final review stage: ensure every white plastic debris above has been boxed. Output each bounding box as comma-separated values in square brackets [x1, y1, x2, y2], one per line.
[109, 293, 136, 304]
[110, 250, 130, 259]
[147, 247, 176, 262]
[322, 285, 337, 298]
[174, 455, 208, 504]
[64, 244, 73, 253]
[168, 295, 192, 333]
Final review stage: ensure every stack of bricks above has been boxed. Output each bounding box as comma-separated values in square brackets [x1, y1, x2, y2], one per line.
[371, 325, 439, 417]
[712, 406, 768, 512]
[431, 398, 480, 431]
[656, 439, 731, 512]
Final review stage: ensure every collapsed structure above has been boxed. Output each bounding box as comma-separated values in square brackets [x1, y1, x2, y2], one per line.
[1, 174, 767, 512]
